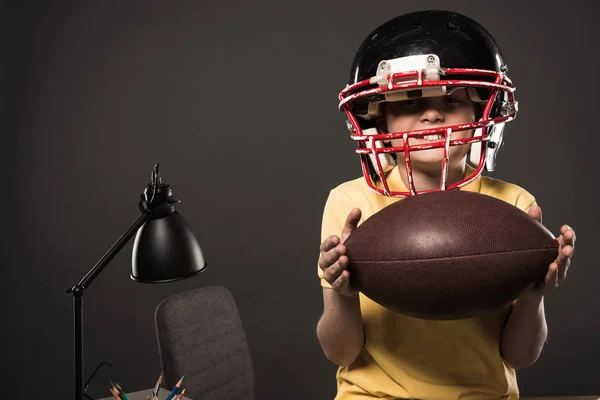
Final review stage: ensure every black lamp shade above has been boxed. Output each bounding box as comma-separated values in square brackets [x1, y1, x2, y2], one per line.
[131, 211, 207, 283]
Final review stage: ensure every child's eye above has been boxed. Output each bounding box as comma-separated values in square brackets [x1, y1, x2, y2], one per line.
[399, 99, 418, 106]
[445, 96, 462, 104]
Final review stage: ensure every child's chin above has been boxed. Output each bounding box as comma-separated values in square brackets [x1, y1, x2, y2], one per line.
[409, 150, 447, 164]
[418, 147, 470, 161]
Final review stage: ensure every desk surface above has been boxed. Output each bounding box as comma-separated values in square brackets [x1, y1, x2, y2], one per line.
[98, 387, 193, 400]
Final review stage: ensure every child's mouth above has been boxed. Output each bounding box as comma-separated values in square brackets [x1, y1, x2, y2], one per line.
[420, 134, 445, 141]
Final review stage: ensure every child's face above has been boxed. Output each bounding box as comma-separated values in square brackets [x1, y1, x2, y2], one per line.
[379, 88, 477, 172]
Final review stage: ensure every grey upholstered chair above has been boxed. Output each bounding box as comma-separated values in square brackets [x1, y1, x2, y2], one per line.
[154, 285, 255, 400]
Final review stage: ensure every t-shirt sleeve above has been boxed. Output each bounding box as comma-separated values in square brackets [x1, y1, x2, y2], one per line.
[514, 188, 537, 213]
[317, 189, 356, 288]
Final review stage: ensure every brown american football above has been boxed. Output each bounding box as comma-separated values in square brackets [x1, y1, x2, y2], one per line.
[344, 190, 558, 320]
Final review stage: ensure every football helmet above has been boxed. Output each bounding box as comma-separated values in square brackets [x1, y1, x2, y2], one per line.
[339, 10, 518, 196]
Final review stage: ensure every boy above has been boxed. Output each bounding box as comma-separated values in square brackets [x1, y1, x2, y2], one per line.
[316, 10, 576, 400]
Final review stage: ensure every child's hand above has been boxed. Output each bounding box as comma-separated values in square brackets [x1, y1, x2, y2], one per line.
[319, 208, 362, 297]
[527, 205, 576, 295]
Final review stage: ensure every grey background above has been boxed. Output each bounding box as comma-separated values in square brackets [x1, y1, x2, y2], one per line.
[3, 0, 599, 399]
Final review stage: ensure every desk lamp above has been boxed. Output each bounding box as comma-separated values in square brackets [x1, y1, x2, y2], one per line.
[67, 164, 206, 400]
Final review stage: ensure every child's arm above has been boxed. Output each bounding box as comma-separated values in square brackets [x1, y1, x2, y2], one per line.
[500, 205, 576, 369]
[317, 287, 364, 366]
[317, 209, 365, 366]
[500, 292, 547, 369]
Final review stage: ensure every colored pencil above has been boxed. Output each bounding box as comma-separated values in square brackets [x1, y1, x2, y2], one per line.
[112, 382, 130, 400]
[152, 374, 163, 398]
[165, 375, 185, 400]
[109, 387, 121, 400]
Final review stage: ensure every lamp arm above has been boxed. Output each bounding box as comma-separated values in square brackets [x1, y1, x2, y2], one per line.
[70, 212, 149, 292]
[66, 212, 148, 400]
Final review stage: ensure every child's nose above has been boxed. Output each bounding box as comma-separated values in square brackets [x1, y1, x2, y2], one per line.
[420, 105, 445, 123]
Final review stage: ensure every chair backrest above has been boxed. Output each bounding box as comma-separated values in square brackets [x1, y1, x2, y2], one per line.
[155, 285, 255, 400]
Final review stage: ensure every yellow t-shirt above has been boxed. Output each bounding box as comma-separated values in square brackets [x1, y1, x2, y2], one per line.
[318, 166, 537, 400]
